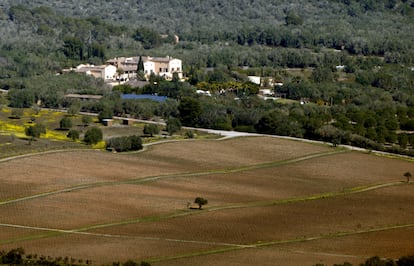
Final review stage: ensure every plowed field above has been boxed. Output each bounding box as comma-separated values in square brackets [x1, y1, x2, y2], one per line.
[1, 136, 413, 265]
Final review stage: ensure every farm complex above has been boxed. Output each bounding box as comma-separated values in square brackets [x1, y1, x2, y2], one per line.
[1, 135, 414, 265]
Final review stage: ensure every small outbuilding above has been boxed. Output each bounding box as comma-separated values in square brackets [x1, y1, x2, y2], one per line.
[122, 118, 134, 126]
[102, 119, 113, 127]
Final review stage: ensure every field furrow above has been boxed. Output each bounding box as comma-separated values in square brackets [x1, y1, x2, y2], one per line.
[0, 136, 413, 265]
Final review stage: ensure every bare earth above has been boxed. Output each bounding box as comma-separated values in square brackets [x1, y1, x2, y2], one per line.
[0, 136, 413, 265]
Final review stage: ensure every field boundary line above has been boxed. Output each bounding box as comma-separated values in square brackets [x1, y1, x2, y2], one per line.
[146, 223, 414, 263]
[71, 180, 409, 235]
[0, 181, 409, 249]
[184, 180, 406, 213]
[0, 149, 345, 206]
[0, 148, 99, 163]
[0, 222, 253, 248]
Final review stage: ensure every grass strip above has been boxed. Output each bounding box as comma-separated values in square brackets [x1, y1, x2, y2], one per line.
[146, 223, 414, 263]
[0, 149, 346, 206]
[1, 180, 406, 246]
[0, 231, 62, 245]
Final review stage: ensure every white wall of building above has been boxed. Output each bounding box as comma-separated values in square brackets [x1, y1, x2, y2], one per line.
[248, 76, 261, 85]
[169, 59, 182, 72]
[144, 61, 155, 75]
[104, 65, 117, 80]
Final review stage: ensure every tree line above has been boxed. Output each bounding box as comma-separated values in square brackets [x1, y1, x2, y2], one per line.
[315, 254, 414, 266]
[0, 247, 150, 266]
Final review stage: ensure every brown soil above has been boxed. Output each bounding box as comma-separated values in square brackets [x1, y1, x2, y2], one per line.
[1, 136, 413, 265]
[156, 228, 414, 266]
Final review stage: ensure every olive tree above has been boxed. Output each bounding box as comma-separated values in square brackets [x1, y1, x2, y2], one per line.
[194, 197, 208, 210]
[82, 115, 93, 127]
[166, 118, 181, 136]
[11, 108, 24, 119]
[67, 129, 80, 141]
[84, 127, 103, 145]
[68, 101, 81, 116]
[25, 124, 46, 144]
[143, 124, 159, 137]
[59, 116, 72, 130]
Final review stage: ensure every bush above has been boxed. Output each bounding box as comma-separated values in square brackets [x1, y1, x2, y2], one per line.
[82, 115, 93, 127]
[185, 130, 194, 139]
[59, 116, 72, 130]
[11, 108, 23, 119]
[106, 135, 142, 152]
[1, 248, 25, 264]
[67, 129, 80, 140]
[143, 124, 159, 137]
[84, 127, 103, 145]
[25, 123, 46, 140]
[398, 255, 414, 266]
[166, 118, 181, 135]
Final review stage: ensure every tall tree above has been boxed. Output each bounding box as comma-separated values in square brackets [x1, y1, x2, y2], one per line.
[137, 56, 146, 81]
[166, 118, 181, 135]
[178, 97, 201, 126]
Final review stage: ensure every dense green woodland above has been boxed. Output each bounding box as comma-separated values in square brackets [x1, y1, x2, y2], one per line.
[0, 0, 414, 155]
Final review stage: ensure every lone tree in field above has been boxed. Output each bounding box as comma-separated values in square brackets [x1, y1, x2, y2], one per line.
[404, 171, 412, 183]
[194, 197, 208, 210]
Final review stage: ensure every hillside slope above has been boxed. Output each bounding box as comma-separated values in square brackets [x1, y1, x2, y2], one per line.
[1, 0, 413, 40]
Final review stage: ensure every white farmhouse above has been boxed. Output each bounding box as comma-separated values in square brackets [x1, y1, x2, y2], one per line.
[64, 56, 183, 84]
[107, 56, 183, 81]
[66, 64, 117, 81]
